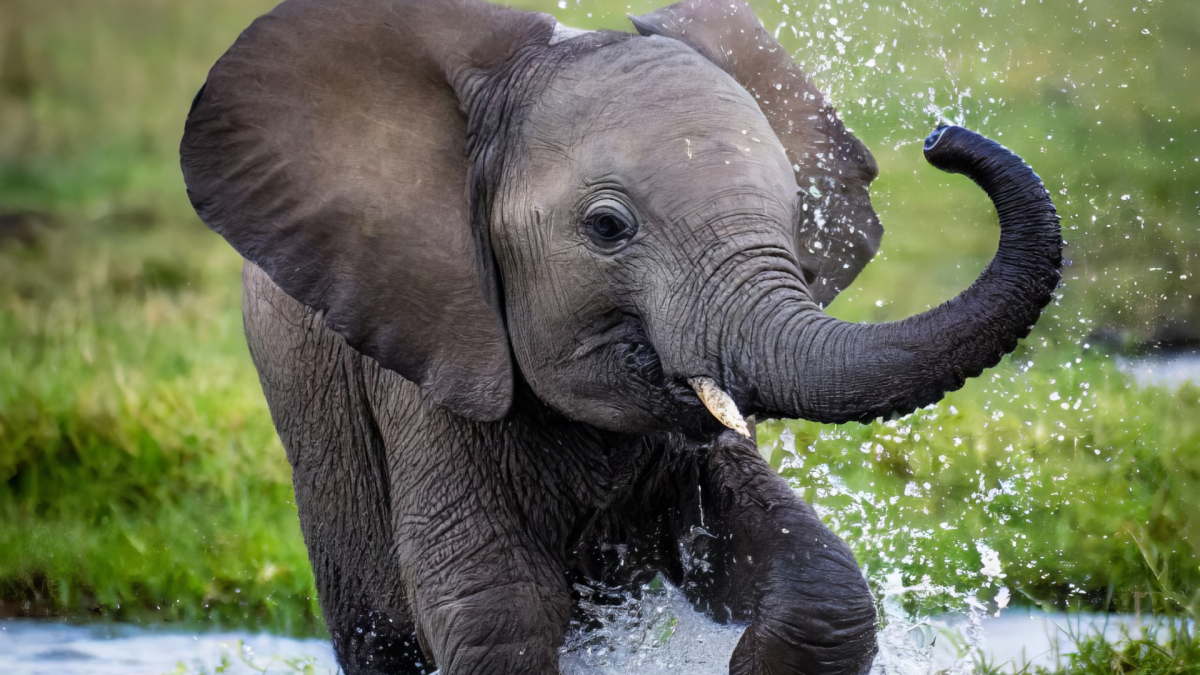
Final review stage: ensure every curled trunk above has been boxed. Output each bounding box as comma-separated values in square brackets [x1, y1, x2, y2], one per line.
[751, 126, 1062, 424]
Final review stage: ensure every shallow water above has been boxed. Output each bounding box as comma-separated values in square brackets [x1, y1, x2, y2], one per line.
[2, 606, 1175, 675]
[1116, 350, 1200, 390]
[0, 619, 337, 675]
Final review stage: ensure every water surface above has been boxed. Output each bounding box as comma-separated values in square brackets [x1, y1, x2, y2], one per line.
[2, 608, 1171, 675]
[1116, 350, 1200, 390]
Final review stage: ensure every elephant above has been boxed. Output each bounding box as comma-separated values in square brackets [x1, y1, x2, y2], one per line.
[179, 0, 1062, 672]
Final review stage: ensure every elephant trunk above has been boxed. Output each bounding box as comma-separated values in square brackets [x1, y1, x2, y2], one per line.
[746, 126, 1062, 424]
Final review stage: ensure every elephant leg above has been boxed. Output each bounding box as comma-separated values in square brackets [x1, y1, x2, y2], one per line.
[242, 262, 429, 674]
[385, 403, 576, 674]
[700, 431, 878, 675]
[413, 576, 567, 674]
[400, 519, 570, 674]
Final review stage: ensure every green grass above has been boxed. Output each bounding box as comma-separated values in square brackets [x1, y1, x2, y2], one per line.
[1031, 625, 1200, 675]
[0, 216, 320, 633]
[0, 0, 1197, 662]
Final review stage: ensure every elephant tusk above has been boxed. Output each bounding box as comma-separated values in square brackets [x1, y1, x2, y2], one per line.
[688, 377, 751, 438]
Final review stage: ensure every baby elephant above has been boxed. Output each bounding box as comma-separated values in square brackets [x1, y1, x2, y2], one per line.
[181, 0, 1061, 672]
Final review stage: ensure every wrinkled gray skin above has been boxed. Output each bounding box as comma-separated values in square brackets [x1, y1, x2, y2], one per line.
[181, 0, 1062, 673]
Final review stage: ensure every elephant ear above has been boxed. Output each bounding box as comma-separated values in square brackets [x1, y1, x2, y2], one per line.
[630, 0, 881, 307]
[182, 0, 554, 421]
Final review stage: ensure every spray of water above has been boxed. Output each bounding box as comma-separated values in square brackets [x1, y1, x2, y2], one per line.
[559, 577, 745, 674]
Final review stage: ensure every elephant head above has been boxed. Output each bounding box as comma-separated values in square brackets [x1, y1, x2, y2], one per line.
[181, 0, 1061, 436]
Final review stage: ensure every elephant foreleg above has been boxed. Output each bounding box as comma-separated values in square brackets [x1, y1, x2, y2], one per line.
[393, 433, 573, 675]
[401, 525, 571, 674]
[699, 431, 878, 675]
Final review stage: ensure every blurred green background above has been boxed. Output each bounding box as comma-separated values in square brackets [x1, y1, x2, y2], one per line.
[0, 0, 1196, 636]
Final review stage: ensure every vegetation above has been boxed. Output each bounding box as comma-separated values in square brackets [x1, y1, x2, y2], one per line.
[0, 0, 1196, 666]
[0, 215, 320, 632]
[1029, 626, 1200, 675]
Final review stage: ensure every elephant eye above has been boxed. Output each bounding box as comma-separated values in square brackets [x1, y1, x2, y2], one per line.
[590, 214, 627, 240]
[582, 199, 638, 252]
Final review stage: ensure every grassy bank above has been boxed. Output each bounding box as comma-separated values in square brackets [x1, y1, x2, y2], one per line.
[0, 216, 320, 633]
[0, 0, 1196, 642]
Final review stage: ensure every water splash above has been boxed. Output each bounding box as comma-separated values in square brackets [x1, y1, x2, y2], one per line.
[559, 577, 745, 674]
[558, 572, 991, 674]
[870, 572, 990, 675]
[555, 568, 1006, 675]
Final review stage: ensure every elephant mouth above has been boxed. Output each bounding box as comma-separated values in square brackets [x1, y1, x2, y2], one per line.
[616, 342, 750, 438]
[575, 310, 752, 436]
